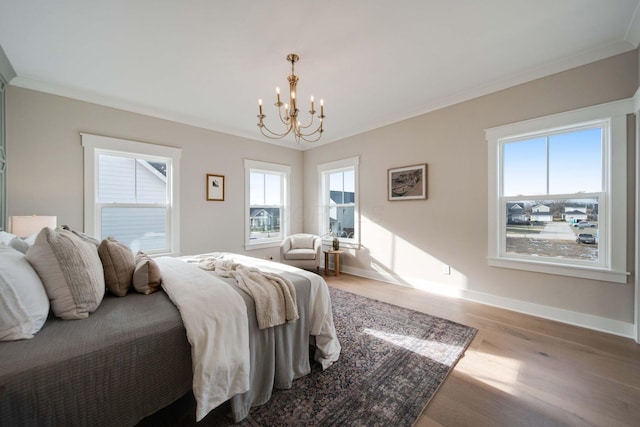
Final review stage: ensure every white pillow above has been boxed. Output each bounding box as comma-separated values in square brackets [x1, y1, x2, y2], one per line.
[0, 231, 16, 246]
[0, 245, 50, 341]
[26, 227, 105, 320]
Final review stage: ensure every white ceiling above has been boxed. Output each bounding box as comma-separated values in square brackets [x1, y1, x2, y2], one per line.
[1, 1, 639, 150]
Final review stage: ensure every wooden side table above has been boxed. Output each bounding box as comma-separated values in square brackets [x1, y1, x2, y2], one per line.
[324, 250, 344, 276]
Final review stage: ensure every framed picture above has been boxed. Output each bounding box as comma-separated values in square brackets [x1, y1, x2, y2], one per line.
[388, 164, 427, 201]
[206, 174, 225, 201]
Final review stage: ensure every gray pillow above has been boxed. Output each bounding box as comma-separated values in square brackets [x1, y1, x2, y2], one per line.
[9, 237, 30, 254]
[26, 227, 105, 320]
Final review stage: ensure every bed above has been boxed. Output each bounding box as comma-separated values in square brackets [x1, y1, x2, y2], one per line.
[0, 241, 341, 426]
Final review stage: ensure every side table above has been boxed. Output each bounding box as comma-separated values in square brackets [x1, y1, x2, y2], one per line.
[323, 250, 344, 276]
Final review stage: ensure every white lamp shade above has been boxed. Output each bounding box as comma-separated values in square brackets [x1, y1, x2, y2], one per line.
[10, 216, 58, 238]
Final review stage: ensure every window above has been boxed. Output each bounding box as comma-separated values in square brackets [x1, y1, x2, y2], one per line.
[318, 156, 359, 247]
[486, 99, 631, 283]
[245, 159, 290, 249]
[0, 80, 6, 231]
[82, 134, 181, 256]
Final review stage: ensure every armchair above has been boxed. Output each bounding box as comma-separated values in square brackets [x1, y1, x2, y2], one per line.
[279, 234, 322, 272]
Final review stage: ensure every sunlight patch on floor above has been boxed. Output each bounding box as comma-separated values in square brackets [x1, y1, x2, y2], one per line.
[455, 348, 523, 396]
[363, 328, 464, 364]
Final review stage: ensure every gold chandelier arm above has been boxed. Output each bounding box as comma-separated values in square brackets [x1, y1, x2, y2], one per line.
[258, 120, 293, 140]
[297, 127, 324, 143]
[296, 121, 324, 141]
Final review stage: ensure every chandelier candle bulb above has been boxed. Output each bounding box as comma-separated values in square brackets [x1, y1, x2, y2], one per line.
[276, 87, 281, 104]
[258, 99, 263, 115]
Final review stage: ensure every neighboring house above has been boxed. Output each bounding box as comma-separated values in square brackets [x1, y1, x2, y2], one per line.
[564, 206, 588, 223]
[100, 157, 168, 251]
[506, 203, 528, 224]
[329, 190, 355, 237]
[249, 208, 281, 233]
[530, 204, 552, 222]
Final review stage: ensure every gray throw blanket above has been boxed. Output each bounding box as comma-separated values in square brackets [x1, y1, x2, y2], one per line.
[198, 257, 299, 329]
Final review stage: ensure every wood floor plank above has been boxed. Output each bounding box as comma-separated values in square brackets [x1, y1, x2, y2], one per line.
[323, 273, 640, 427]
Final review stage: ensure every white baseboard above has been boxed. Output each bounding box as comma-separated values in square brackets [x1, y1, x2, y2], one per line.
[341, 265, 635, 339]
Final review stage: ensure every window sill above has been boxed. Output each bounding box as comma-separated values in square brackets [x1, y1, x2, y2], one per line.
[246, 241, 282, 251]
[487, 257, 629, 284]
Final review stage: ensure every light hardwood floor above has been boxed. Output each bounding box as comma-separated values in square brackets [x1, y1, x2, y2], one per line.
[322, 273, 640, 427]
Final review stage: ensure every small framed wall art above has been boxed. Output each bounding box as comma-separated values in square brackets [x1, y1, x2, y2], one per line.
[388, 163, 427, 201]
[206, 174, 225, 201]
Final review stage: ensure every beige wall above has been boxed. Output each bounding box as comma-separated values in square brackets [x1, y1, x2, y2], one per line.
[5, 87, 303, 258]
[304, 51, 638, 331]
[5, 51, 638, 335]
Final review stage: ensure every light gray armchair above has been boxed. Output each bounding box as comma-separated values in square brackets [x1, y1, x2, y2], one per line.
[279, 233, 322, 272]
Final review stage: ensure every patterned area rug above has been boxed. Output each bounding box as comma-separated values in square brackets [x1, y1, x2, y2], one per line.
[139, 287, 476, 426]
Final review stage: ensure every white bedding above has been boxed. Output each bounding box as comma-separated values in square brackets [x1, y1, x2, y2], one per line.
[186, 252, 341, 369]
[156, 257, 251, 422]
[158, 253, 341, 422]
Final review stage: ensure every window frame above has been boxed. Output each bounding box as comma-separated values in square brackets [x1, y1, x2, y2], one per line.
[244, 159, 290, 250]
[82, 133, 182, 256]
[318, 156, 360, 248]
[485, 99, 631, 283]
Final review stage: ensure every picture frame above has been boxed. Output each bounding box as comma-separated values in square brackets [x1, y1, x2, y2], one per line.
[388, 164, 427, 201]
[206, 174, 225, 201]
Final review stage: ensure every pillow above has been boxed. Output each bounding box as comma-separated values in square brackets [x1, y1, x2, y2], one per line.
[0, 231, 16, 245]
[61, 224, 100, 247]
[26, 227, 105, 320]
[132, 251, 162, 295]
[0, 245, 50, 341]
[291, 234, 316, 249]
[9, 237, 30, 254]
[9, 233, 40, 254]
[98, 237, 135, 297]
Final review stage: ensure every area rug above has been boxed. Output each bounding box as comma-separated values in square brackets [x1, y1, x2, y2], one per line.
[139, 287, 476, 426]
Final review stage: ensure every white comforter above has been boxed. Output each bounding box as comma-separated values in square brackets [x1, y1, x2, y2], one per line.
[188, 252, 341, 369]
[156, 257, 250, 422]
[157, 253, 341, 422]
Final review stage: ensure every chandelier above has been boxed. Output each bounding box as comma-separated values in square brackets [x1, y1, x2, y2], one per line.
[257, 53, 325, 143]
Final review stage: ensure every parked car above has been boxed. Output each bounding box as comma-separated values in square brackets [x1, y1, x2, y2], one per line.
[578, 222, 596, 228]
[576, 233, 596, 244]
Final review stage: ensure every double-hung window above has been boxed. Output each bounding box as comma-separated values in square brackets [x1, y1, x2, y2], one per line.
[486, 99, 631, 283]
[82, 134, 181, 256]
[318, 156, 359, 247]
[245, 159, 290, 249]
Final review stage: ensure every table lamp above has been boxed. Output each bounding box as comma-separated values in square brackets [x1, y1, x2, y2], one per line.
[9, 215, 58, 238]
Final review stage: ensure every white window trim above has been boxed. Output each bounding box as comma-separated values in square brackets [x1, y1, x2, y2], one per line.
[317, 156, 360, 249]
[244, 159, 291, 250]
[485, 99, 631, 283]
[81, 133, 182, 256]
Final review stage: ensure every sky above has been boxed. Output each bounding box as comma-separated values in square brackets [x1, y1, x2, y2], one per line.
[502, 127, 602, 197]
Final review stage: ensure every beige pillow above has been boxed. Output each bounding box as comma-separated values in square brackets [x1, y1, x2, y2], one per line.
[25, 227, 105, 320]
[291, 234, 316, 249]
[132, 251, 162, 295]
[61, 224, 100, 247]
[98, 237, 135, 297]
